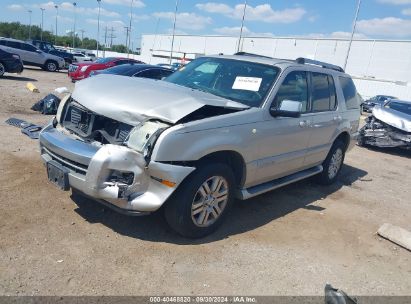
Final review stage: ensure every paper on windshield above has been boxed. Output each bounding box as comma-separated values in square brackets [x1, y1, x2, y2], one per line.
[232, 77, 262, 92]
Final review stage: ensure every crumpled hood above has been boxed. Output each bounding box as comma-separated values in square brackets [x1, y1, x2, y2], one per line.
[72, 74, 248, 125]
[373, 105, 411, 132]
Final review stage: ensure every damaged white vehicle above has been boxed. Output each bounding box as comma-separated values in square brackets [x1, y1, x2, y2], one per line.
[39, 55, 360, 237]
[358, 99, 411, 149]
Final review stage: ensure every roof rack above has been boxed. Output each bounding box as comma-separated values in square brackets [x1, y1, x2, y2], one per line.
[296, 57, 344, 72]
[234, 52, 273, 59]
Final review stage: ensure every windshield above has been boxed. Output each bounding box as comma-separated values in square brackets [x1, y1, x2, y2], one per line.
[386, 101, 411, 115]
[165, 57, 280, 107]
[95, 57, 115, 64]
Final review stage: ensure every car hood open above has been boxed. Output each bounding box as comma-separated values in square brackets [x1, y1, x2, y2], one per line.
[72, 74, 248, 125]
[372, 105, 411, 132]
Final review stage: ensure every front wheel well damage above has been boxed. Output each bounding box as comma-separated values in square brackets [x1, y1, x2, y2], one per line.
[160, 150, 246, 188]
[197, 151, 246, 188]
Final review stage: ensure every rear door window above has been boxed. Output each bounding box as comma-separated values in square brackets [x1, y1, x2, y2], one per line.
[311, 72, 337, 112]
[137, 69, 163, 79]
[6, 41, 22, 49]
[114, 60, 129, 66]
[339, 76, 359, 109]
[21, 43, 38, 52]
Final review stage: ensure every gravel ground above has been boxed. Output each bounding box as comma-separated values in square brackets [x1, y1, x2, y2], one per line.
[0, 68, 410, 296]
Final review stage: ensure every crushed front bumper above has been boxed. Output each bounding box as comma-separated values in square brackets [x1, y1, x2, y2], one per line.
[358, 116, 411, 149]
[39, 123, 195, 213]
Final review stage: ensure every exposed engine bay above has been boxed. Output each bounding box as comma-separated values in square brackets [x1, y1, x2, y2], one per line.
[62, 100, 134, 145]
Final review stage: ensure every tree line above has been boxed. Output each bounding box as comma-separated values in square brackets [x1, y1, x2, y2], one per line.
[0, 22, 132, 53]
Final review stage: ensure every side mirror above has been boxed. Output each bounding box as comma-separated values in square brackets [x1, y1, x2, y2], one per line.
[270, 99, 302, 118]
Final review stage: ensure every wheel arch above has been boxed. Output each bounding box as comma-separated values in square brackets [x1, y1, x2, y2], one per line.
[194, 150, 247, 188]
[334, 131, 350, 152]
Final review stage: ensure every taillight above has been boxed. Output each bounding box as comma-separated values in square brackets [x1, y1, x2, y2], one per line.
[12, 54, 20, 59]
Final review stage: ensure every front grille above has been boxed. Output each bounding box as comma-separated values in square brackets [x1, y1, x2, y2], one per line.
[62, 100, 133, 144]
[63, 104, 93, 137]
[71, 107, 81, 124]
[42, 147, 88, 175]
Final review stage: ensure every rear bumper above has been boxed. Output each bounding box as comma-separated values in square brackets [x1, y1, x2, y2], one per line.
[39, 123, 195, 213]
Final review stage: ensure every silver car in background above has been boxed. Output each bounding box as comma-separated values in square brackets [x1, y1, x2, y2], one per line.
[0, 37, 65, 72]
[39, 54, 360, 237]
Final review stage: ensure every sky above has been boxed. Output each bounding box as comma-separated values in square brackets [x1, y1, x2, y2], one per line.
[2, 0, 411, 48]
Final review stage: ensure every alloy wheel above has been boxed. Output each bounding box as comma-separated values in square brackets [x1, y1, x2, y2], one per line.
[328, 148, 343, 179]
[191, 176, 229, 227]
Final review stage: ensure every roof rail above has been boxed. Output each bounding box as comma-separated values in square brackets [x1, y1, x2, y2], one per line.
[296, 57, 344, 72]
[234, 52, 273, 59]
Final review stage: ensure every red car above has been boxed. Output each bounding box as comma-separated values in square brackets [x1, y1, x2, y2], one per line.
[68, 57, 144, 82]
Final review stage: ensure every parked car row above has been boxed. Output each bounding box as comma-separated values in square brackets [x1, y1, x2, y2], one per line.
[28, 39, 74, 68]
[0, 37, 65, 72]
[67, 57, 145, 82]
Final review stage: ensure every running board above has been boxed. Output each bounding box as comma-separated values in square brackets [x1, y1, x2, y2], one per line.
[238, 165, 323, 200]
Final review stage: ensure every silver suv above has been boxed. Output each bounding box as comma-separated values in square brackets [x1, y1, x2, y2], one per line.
[39, 54, 360, 237]
[0, 38, 65, 72]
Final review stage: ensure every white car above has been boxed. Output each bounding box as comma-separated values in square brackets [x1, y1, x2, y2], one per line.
[72, 53, 93, 63]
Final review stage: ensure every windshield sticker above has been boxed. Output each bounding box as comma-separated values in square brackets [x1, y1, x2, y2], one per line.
[232, 77, 262, 92]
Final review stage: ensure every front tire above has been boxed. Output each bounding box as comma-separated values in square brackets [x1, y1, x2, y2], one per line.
[164, 163, 235, 238]
[316, 140, 346, 185]
[44, 60, 58, 72]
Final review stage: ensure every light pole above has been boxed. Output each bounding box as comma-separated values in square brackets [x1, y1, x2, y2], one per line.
[28, 10, 32, 40]
[97, 0, 101, 58]
[40, 8, 45, 41]
[73, 2, 77, 49]
[344, 0, 362, 70]
[237, 0, 247, 52]
[127, 0, 134, 58]
[55, 5, 58, 44]
[80, 29, 85, 47]
[169, 0, 179, 64]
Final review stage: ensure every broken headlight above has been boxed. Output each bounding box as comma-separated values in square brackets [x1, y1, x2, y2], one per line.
[55, 94, 71, 124]
[126, 121, 169, 159]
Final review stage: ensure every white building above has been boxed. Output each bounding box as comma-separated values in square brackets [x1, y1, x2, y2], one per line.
[138, 34, 411, 100]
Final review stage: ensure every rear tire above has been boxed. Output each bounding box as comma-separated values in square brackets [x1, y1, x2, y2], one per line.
[0, 62, 5, 77]
[44, 60, 58, 72]
[164, 163, 235, 238]
[316, 140, 346, 185]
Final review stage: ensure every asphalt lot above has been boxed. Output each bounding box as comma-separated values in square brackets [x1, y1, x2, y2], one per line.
[0, 68, 410, 296]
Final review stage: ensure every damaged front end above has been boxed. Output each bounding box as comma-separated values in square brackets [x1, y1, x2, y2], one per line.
[358, 115, 411, 149]
[39, 96, 195, 213]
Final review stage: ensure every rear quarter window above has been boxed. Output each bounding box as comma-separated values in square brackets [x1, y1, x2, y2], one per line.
[339, 76, 359, 110]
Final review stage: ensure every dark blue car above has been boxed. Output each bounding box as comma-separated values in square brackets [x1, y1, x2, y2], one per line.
[90, 63, 173, 79]
[0, 48, 23, 77]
